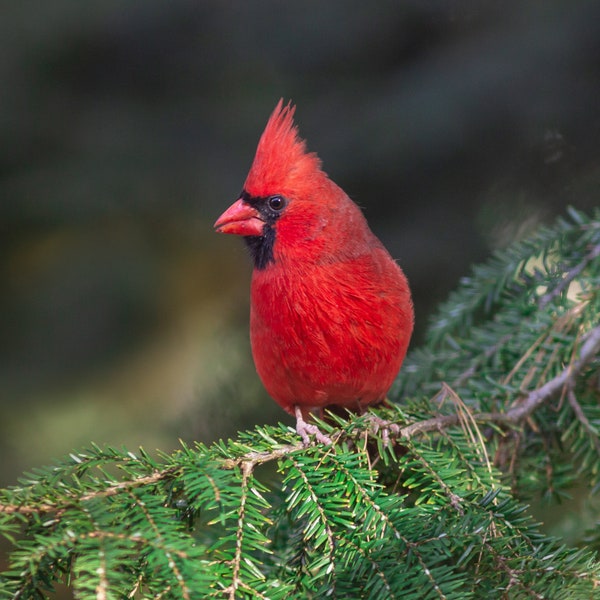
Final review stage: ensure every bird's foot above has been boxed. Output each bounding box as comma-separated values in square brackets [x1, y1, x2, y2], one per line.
[294, 406, 332, 446]
[366, 414, 400, 446]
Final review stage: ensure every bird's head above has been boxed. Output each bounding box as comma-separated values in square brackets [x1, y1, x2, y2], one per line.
[215, 100, 362, 270]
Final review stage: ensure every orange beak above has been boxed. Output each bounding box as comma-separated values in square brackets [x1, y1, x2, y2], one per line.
[214, 198, 265, 236]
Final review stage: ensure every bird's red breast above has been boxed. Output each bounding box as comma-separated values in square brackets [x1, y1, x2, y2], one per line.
[215, 100, 414, 416]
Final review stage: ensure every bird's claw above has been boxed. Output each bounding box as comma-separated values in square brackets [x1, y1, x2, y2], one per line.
[366, 414, 400, 446]
[295, 406, 332, 446]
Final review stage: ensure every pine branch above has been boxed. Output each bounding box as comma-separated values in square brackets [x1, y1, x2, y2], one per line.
[0, 470, 174, 517]
[397, 323, 600, 439]
[539, 242, 600, 308]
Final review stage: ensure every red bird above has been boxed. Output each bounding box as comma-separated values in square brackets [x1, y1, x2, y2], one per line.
[214, 100, 414, 444]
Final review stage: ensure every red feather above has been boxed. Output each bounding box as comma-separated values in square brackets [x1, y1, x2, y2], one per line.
[215, 100, 414, 442]
[244, 100, 322, 200]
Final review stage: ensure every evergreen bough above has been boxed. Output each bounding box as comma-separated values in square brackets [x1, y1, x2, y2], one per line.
[1, 208, 599, 598]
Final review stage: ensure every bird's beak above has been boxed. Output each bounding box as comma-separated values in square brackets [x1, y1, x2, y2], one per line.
[214, 198, 265, 236]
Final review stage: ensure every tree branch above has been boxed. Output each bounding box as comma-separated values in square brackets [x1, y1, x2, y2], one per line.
[539, 243, 600, 309]
[0, 470, 175, 516]
[399, 324, 600, 439]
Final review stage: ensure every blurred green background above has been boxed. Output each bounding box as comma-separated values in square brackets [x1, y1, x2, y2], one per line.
[1, 0, 599, 490]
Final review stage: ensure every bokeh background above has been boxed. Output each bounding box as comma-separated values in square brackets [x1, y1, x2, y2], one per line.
[2, 0, 599, 495]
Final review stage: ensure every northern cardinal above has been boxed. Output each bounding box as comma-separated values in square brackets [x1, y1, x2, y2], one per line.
[214, 100, 413, 444]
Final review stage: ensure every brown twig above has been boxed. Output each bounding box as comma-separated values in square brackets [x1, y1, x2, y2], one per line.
[0, 470, 175, 517]
[498, 324, 600, 423]
[539, 243, 600, 308]
[399, 324, 600, 439]
[566, 387, 600, 454]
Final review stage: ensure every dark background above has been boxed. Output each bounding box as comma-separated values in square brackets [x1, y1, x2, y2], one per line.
[1, 1, 599, 491]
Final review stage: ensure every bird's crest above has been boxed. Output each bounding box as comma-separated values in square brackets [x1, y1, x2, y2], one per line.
[244, 99, 323, 198]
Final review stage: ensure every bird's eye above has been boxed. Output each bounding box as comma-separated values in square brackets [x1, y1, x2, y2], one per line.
[268, 195, 286, 211]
